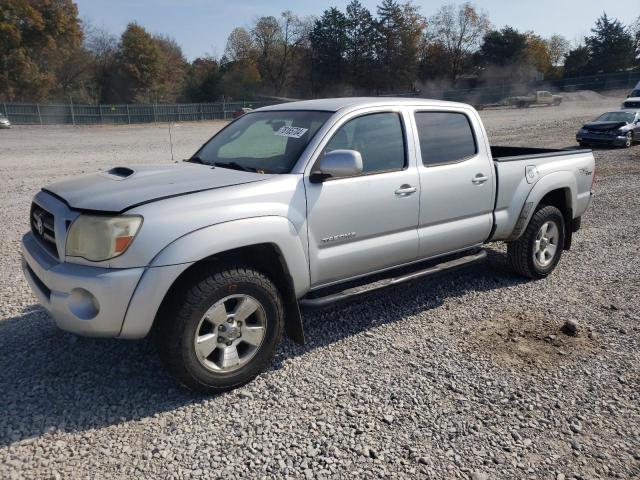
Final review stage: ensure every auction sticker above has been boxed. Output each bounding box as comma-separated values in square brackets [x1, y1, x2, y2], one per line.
[275, 126, 308, 138]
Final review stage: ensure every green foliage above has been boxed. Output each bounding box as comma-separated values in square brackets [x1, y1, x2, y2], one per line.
[585, 14, 635, 73]
[2, 3, 638, 103]
[0, 0, 83, 101]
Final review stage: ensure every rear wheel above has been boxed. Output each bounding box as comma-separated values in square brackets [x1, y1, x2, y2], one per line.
[507, 205, 565, 279]
[155, 265, 284, 393]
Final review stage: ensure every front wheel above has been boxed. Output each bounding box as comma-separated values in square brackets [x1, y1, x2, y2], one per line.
[622, 132, 633, 148]
[507, 205, 565, 279]
[155, 266, 284, 393]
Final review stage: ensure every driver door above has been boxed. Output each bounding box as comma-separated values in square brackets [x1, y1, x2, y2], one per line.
[304, 110, 420, 288]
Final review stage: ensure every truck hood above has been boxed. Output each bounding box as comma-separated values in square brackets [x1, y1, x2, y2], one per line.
[43, 163, 271, 212]
[583, 121, 627, 131]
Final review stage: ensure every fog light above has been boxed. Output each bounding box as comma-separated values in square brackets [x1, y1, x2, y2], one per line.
[68, 288, 100, 320]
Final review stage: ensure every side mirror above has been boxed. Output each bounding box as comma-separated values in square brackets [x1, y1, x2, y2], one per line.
[310, 149, 363, 183]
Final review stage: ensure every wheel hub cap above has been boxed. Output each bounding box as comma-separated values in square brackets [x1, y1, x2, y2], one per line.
[193, 294, 267, 373]
[533, 220, 559, 268]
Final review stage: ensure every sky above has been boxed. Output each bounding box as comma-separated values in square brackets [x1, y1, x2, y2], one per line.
[76, 0, 640, 60]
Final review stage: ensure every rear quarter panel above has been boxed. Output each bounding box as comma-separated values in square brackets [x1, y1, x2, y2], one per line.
[492, 150, 595, 240]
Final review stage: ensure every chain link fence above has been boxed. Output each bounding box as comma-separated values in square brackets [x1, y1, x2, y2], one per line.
[2, 71, 639, 126]
[0, 101, 279, 126]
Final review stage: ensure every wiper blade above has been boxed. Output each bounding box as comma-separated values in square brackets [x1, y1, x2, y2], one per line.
[184, 155, 210, 165]
[213, 161, 258, 173]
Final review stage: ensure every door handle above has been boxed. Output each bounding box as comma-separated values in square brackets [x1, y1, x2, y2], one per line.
[395, 185, 417, 196]
[472, 174, 489, 184]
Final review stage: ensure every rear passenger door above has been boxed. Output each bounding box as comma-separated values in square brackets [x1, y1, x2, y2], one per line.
[305, 110, 420, 288]
[412, 109, 495, 259]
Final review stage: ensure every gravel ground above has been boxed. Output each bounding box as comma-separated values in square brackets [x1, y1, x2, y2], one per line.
[1, 95, 639, 479]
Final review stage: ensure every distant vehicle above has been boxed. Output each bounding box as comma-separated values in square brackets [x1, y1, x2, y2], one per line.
[506, 91, 563, 108]
[0, 114, 10, 129]
[576, 111, 639, 148]
[233, 107, 253, 118]
[622, 87, 640, 110]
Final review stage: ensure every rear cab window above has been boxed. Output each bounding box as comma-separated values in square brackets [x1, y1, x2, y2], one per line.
[414, 111, 477, 166]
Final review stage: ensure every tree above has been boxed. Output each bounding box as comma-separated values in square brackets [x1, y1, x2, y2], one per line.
[153, 34, 188, 102]
[524, 33, 552, 77]
[117, 23, 162, 102]
[585, 14, 635, 73]
[376, 0, 404, 91]
[252, 11, 306, 95]
[428, 2, 490, 83]
[309, 7, 348, 95]
[0, 0, 83, 101]
[344, 0, 377, 92]
[478, 27, 528, 67]
[563, 45, 590, 77]
[84, 22, 118, 103]
[183, 57, 222, 102]
[546, 34, 571, 66]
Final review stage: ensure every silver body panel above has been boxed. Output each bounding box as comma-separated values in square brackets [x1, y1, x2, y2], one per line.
[20, 97, 596, 339]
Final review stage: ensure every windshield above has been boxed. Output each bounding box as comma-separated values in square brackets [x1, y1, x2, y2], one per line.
[596, 112, 634, 123]
[630, 89, 640, 97]
[193, 110, 332, 173]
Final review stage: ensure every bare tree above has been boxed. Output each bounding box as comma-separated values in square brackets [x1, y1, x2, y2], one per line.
[546, 34, 571, 66]
[428, 2, 490, 83]
[251, 11, 307, 95]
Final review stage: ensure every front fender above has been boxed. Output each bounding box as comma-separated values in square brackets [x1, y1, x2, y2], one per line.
[119, 216, 310, 339]
[151, 216, 310, 296]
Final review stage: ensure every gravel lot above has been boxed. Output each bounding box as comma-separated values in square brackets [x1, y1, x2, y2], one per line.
[1, 94, 639, 479]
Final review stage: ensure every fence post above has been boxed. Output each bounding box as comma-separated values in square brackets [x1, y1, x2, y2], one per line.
[99, 105, 103, 125]
[153, 103, 157, 123]
[36, 103, 42, 125]
[199, 103, 203, 121]
[70, 98, 75, 126]
[126, 105, 131, 124]
[222, 100, 226, 120]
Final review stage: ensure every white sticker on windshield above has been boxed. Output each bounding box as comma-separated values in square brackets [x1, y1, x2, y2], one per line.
[275, 126, 308, 138]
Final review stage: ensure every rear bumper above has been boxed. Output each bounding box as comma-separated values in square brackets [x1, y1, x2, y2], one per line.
[21, 232, 144, 337]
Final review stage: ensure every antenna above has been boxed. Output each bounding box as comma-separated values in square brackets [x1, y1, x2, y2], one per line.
[168, 121, 175, 162]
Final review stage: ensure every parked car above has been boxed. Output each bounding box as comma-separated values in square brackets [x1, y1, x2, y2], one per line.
[576, 111, 639, 148]
[0, 114, 10, 129]
[233, 107, 253, 118]
[21, 98, 595, 393]
[622, 88, 640, 110]
[506, 91, 563, 108]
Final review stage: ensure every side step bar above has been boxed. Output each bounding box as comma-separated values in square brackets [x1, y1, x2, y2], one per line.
[299, 250, 487, 310]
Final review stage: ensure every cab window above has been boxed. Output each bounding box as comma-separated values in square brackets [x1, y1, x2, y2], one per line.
[414, 111, 477, 166]
[324, 112, 406, 174]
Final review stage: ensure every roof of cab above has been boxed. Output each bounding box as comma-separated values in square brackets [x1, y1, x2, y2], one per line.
[256, 97, 470, 113]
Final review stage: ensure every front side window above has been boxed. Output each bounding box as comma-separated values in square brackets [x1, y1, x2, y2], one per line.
[414, 111, 477, 166]
[324, 112, 405, 174]
[194, 110, 331, 174]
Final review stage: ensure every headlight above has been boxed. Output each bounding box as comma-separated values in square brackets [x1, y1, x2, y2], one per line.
[66, 215, 142, 261]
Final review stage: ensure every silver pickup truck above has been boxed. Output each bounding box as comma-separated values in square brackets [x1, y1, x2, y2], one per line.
[22, 98, 595, 392]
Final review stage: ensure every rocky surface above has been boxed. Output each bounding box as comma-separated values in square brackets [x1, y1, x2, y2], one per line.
[1, 97, 639, 479]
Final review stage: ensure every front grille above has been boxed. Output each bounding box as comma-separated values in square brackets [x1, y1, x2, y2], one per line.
[31, 203, 58, 258]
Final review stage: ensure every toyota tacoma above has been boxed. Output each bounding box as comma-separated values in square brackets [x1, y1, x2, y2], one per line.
[22, 98, 595, 393]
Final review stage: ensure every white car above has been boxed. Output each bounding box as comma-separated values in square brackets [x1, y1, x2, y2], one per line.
[622, 84, 640, 110]
[0, 114, 10, 129]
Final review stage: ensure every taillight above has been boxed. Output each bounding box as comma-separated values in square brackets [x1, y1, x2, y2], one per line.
[590, 167, 597, 194]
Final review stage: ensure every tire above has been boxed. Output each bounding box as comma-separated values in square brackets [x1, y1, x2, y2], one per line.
[578, 141, 588, 148]
[154, 265, 284, 393]
[622, 132, 633, 148]
[507, 205, 565, 279]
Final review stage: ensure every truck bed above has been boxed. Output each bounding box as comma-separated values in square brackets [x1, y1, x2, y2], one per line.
[491, 145, 589, 162]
